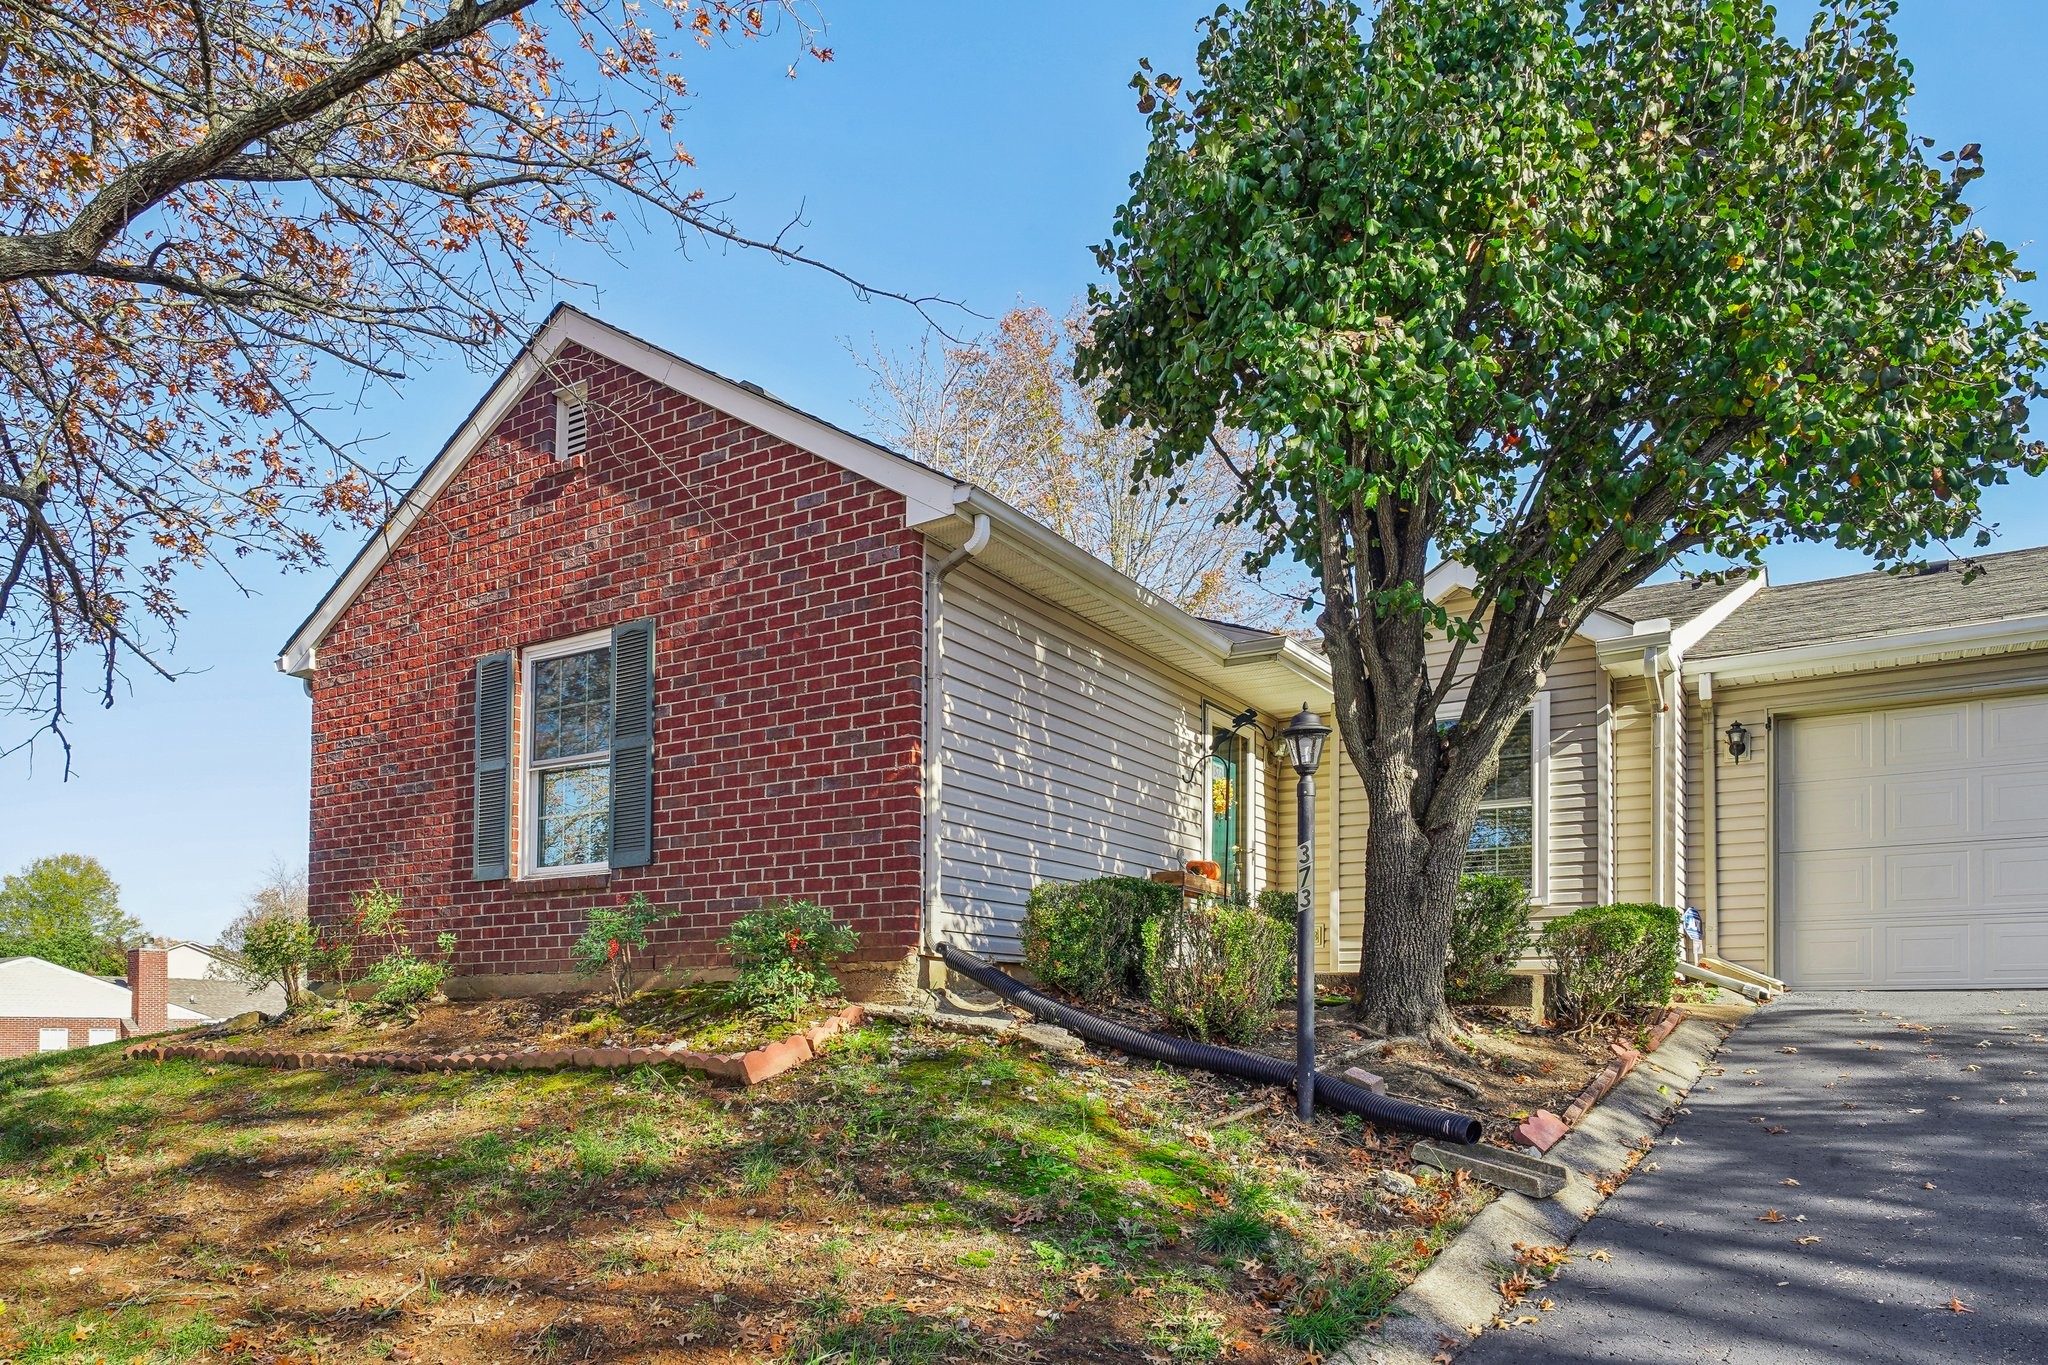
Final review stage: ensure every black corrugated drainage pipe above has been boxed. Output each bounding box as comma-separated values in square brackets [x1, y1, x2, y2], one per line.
[938, 942, 1482, 1145]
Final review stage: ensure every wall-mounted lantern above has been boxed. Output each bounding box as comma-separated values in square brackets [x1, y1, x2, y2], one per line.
[1725, 719, 1750, 764]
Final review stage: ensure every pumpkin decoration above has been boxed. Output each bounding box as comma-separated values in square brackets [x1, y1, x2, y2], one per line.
[1187, 860, 1222, 880]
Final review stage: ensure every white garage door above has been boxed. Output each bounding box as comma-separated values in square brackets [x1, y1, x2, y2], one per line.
[1776, 695, 2048, 988]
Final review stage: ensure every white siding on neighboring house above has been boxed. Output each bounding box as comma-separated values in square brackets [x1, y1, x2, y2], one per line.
[930, 563, 1241, 958]
[0, 957, 139, 1018]
[165, 943, 227, 978]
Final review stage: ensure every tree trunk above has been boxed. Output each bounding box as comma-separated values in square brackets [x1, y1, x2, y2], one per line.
[1356, 770, 1471, 1040]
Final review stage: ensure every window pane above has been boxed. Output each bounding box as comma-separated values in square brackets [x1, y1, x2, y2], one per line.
[1481, 714, 1532, 804]
[538, 764, 610, 867]
[533, 647, 612, 760]
[1463, 805, 1533, 885]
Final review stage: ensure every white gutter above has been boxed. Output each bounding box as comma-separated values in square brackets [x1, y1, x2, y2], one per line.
[938, 486, 1335, 690]
[1697, 670, 1720, 958]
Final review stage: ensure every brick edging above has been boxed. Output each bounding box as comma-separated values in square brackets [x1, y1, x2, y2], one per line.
[1514, 1007, 1687, 1152]
[123, 1004, 866, 1087]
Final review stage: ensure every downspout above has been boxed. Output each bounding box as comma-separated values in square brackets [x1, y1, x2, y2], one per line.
[922, 514, 991, 957]
[1647, 643, 1668, 907]
[1697, 671, 1721, 958]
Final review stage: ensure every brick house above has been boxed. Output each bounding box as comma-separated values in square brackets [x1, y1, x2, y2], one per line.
[278, 307, 1330, 991]
[0, 947, 204, 1058]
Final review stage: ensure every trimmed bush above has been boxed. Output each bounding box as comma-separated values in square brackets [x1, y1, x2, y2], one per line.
[1445, 874, 1533, 1004]
[572, 892, 667, 1006]
[365, 931, 458, 1007]
[1254, 888, 1300, 924]
[1141, 895, 1291, 1044]
[722, 899, 859, 1020]
[1021, 875, 1179, 1003]
[1539, 903, 1679, 1027]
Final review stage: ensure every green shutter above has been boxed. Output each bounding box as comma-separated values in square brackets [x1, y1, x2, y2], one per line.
[473, 652, 513, 880]
[608, 620, 655, 869]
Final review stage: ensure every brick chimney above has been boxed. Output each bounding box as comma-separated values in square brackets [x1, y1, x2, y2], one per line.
[127, 946, 168, 1034]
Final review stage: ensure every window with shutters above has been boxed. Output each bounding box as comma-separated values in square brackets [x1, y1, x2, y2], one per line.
[523, 629, 613, 872]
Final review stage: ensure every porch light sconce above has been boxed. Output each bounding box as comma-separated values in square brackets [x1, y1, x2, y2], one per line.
[1725, 719, 1750, 764]
[1278, 704, 1332, 778]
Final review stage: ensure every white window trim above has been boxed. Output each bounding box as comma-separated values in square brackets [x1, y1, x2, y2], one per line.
[1439, 693, 1550, 905]
[520, 627, 614, 879]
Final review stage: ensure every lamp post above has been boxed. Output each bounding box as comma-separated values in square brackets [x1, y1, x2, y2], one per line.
[1277, 704, 1331, 1121]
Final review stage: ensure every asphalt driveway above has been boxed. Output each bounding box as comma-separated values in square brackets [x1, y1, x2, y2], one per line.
[1457, 990, 2047, 1364]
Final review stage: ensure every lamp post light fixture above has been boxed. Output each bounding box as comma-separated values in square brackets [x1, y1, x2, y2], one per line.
[1278, 704, 1332, 1120]
[1725, 719, 1750, 764]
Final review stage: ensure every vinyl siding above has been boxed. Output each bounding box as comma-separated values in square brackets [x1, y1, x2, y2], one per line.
[931, 562, 1262, 958]
[1692, 645, 2048, 974]
[1611, 674, 1657, 903]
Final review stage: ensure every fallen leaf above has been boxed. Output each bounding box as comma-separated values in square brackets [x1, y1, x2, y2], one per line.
[1796, 1236, 1822, 1246]
[1587, 1248, 1612, 1262]
[1945, 1298, 1975, 1314]
[1781, 1179, 1801, 1186]
[1758, 1210, 1786, 1223]
[1766, 1126, 1788, 1135]
[1923, 1182, 1938, 1190]
[1779, 1047, 1798, 1054]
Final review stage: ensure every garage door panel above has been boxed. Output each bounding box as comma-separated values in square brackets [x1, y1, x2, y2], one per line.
[1778, 778, 1876, 851]
[1882, 775, 1971, 842]
[1882, 922, 1973, 985]
[1885, 702, 1972, 766]
[1979, 768, 2048, 837]
[1982, 843, 2048, 904]
[1781, 851, 1872, 913]
[1884, 848, 1970, 912]
[1783, 713, 1874, 780]
[1981, 695, 2048, 763]
[1784, 923, 1876, 988]
[1776, 696, 2048, 990]
[1980, 917, 2048, 983]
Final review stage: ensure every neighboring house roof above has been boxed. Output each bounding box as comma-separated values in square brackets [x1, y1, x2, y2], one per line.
[165, 978, 285, 1021]
[278, 305, 1331, 716]
[1691, 544, 2048, 662]
[0, 956, 210, 1022]
[1608, 572, 1755, 628]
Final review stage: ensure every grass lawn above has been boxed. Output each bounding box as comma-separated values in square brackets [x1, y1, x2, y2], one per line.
[0, 1022, 1486, 1363]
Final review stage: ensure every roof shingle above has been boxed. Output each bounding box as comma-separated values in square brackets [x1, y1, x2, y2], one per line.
[1690, 544, 2048, 660]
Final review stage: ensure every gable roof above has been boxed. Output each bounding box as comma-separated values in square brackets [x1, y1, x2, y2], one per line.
[277, 305, 963, 676]
[1691, 544, 2048, 661]
[1608, 572, 1755, 627]
[277, 307, 1332, 714]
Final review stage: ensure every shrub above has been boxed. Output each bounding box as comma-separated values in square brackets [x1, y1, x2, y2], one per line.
[1141, 895, 1291, 1044]
[1445, 874, 1533, 1004]
[1539, 903, 1679, 1027]
[365, 931, 458, 1008]
[1021, 875, 1179, 1003]
[313, 882, 410, 989]
[572, 893, 667, 1005]
[231, 910, 318, 1011]
[1254, 888, 1301, 924]
[721, 899, 859, 1019]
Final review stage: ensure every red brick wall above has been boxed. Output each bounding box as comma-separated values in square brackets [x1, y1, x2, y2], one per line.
[127, 947, 168, 1031]
[305, 343, 929, 977]
[0, 1017, 149, 1060]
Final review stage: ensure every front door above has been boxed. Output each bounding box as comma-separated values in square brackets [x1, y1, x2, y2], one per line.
[1210, 728, 1248, 899]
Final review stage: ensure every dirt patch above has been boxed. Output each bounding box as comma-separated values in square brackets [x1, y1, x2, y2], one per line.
[216, 985, 848, 1059]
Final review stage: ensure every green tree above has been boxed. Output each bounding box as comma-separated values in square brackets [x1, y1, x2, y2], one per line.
[1080, 0, 2047, 1038]
[0, 854, 141, 973]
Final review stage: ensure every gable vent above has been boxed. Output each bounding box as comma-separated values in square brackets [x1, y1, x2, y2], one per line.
[554, 392, 589, 462]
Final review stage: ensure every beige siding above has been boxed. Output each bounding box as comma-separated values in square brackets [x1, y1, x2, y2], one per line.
[931, 562, 1266, 958]
[1611, 674, 1656, 903]
[1693, 646, 2048, 974]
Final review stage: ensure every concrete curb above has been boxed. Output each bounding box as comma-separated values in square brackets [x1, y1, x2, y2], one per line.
[123, 1004, 867, 1087]
[1336, 1015, 1733, 1365]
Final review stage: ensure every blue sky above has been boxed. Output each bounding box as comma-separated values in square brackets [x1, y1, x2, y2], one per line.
[4, 2, 2045, 943]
